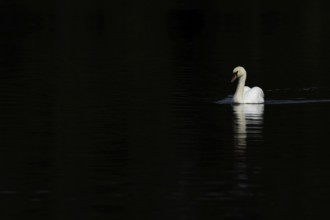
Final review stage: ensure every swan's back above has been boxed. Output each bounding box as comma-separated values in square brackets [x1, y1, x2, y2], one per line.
[243, 87, 264, 103]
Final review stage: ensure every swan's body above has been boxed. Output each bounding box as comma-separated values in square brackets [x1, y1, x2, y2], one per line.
[231, 66, 264, 104]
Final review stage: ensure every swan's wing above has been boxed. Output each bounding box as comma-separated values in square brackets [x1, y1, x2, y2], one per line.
[244, 86, 251, 94]
[244, 87, 264, 103]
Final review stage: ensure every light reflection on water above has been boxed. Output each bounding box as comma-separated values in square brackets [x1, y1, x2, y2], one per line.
[231, 104, 264, 212]
[233, 104, 264, 149]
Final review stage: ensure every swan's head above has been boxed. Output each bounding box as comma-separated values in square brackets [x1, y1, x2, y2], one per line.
[231, 66, 246, 82]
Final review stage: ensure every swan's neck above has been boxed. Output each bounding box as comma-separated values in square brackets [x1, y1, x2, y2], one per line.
[233, 75, 246, 103]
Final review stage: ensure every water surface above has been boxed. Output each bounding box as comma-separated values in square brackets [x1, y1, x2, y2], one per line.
[2, 1, 330, 219]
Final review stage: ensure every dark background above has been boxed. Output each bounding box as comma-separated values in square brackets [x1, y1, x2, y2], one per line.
[0, 0, 329, 219]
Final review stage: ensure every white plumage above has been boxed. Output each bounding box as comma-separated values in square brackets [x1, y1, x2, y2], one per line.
[231, 66, 264, 104]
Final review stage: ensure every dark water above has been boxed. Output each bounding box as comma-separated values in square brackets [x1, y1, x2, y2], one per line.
[1, 0, 330, 220]
[213, 100, 330, 219]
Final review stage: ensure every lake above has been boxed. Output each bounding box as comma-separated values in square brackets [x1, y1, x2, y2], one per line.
[1, 0, 330, 219]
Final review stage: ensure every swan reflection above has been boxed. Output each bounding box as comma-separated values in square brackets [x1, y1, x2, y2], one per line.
[231, 104, 264, 199]
[233, 104, 264, 148]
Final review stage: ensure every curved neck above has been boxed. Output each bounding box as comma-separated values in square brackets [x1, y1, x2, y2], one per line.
[233, 74, 246, 103]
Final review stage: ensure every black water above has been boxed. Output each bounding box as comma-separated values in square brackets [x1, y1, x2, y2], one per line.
[1, 0, 330, 219]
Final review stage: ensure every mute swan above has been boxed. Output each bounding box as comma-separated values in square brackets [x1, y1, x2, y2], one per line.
[231, 66, 264, 104]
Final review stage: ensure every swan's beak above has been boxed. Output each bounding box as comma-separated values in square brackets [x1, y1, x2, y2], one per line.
[231, 73, 238, 83]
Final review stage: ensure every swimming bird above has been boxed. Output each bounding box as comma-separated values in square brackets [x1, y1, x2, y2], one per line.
[231, 66, 264, 104]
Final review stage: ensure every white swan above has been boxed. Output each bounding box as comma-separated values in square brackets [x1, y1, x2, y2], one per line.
[231, 66, 264, 104]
